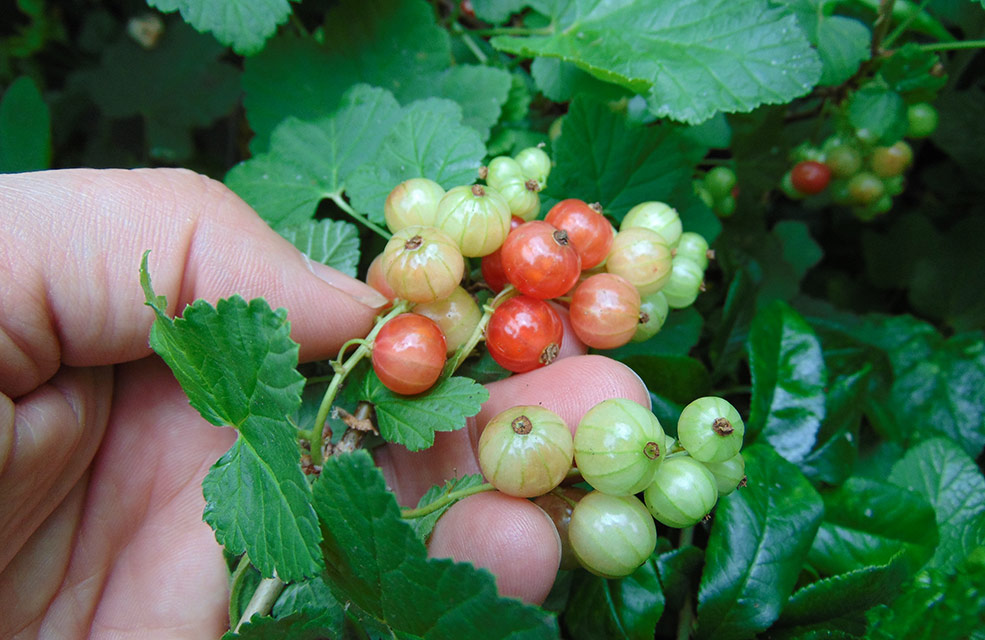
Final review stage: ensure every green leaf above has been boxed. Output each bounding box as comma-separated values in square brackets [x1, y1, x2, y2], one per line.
[530, 57, 633, 104]
[400, 65, 512, 141]
[357, 370, 488, 451]
[799, 368, 868, 486]
[79, 18, 240, 161]
[655, 544, 704, 613]
[272, 576, 342, 621]
[222, 610, 343, 640]
[226, 85, 403, 227]
[846, 86, 908, 145]
[471, 0, 529, 24]
[619, 355, 710, 438]
[275, 219, 360, 278]
[773, 220, 822, 283]
[491, 0, 821, 125]
[878, 44, 947, 103]
[148, 0, 296, 55]
[696, 444, 824, 640]
[140, 256, 321, 582]
[404, 474, 486, 542]
[776, 0, 870, 87]
[932, 87, 985, 181]
[866, 547, 985, 640]
[563, 556, 664, 640]
[602, 307, 704, 360]
[242, 1, 450, 152]
[747, 301, 827, 463]
[778, 552, 910, 627]
[0, 76, 50, 172]
[345, 98, 487, 223]
[546, 96, 711, 233]
[313, 450, 559, 639]
[454, 349, 512, 385]
[888, 437, 985, 572]
[808, 477, 937, 576]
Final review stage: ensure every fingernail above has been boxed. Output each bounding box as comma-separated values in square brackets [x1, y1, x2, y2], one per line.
[306, 257, 389, 309]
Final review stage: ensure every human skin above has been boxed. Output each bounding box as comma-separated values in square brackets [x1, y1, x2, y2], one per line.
[0, 168, 649, 638]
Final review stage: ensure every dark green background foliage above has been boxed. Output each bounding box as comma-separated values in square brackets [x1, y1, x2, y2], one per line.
[5, 0, 985, 637]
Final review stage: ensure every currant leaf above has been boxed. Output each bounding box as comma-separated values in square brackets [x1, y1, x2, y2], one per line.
[148, 0, 297, 55]
[275, 219, 360, 278]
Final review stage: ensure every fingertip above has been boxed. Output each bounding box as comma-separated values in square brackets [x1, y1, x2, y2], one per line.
[428, 492, 560, 604]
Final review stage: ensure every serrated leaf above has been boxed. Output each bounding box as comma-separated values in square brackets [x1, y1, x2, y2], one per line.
[491, 0, 821, 124]
[358, 370, 488, 451]
[222, 610, 342, 640]
[242, 1, 450, 151]
[0, 76, 50, 172]
[847, 86, 908, 145]
[148, 0, 296, 55]
[888, 438, 985, 572]
[313, 450, 559, 639]
[696, 444, 824, 640]
[345, 98, 487, 223]
[563, 556, 664, 640]
[225, 85, 403, 227]
[777, 552, 910, 627]
[530, 57, 632, 104]
[404, 474, 485, 542]
[776, 0, 870, 87]
[140, 257, 320, 581]
[808, 477, 937, 576]
[747, 301, 827, 463]
[400, 65, 512, 141]
[276, 219, 360, 278]
[272, 575, 342, 621]
[546, 95, 705, 227]
[78, 18, 240, 161]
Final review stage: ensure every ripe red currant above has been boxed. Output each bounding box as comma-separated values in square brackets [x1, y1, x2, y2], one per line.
[383, 178, 445, 233]
[677, 396, 745, 463]
[412, 286, 481, 355]
[574, 398, 667, 496]
[434, 184, 512, 257]
[605, 227, 673, 295]
[477, 405, 574, 498]
[544, 199, 614, 269]
[644, 456, 719, 528]
[372, 313, 447, 395]
[486, 295, 564, 373]
[569, 492, 656, 578]
[480, 215, 524, 292]
[569, 273, 641, 349]
[382, 226, 465, 303]
[790, 160, 832, 195]
[501, 220, 582, 299]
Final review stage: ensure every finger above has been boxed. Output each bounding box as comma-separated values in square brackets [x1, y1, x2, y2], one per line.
[0, 168, 387, 397]
[427, 491, 560, 604]
[551, 302, 587, 360]
[376, 354, 649, 505]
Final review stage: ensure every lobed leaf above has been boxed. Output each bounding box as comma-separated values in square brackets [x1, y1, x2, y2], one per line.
[275, 219, 361, 278]
[747, 300, 827, 463]
[888, 437, 985, 572]
[696, 444, 824, 640]
[358, 370, 488, 451]
[491, 0, 821, 124]
[313, 450, 560, 639]
[775, 0, 870, 86]
[148, 0, 296, 55]
[140, 257, 321, 582]
[400, 65, 513, 141]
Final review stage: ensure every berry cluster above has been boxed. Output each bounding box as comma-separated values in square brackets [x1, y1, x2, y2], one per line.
[780, 102, 938, 220]
[364, 146, 713, 394]
[477, 396, 747, 578]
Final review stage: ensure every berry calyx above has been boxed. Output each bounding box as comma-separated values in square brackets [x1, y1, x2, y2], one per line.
[371, 313, 447, 395]
[632, 291, 670, 343]
[677, 396, 745, 463]
[486, 295, 564, 373]
[790, 160, 832, 195]
[477, 405, 574, 498]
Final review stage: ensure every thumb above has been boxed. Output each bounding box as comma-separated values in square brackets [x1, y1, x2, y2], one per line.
[0, 168, 387, 397]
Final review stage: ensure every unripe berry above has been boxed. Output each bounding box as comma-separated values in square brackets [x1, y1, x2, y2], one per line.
[605, 227, 673, 295]
[485, 156, 527, 190]
[621, 201, 682, 247]
[514, 146, 551, 187]
[534, 487, 587, 571]
[644, 456, 719, 528]
[569, 492, 656, 578]
[677, 396, 745, 463]
[701, 453, 746, 496]
[674, 232, 711, 270]
[382, 226, 465, 303]
[632, 291, 669, 342]
[496, 178, 541, 221]
[662, 257, 704, 309]
[434, 184, 512, 257]
[412, 286, 482, 355]
[384, 178, 445, 232]
[478, 405, 574, 498]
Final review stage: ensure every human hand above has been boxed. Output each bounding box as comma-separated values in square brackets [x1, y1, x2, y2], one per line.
[0, 168, 648, 638]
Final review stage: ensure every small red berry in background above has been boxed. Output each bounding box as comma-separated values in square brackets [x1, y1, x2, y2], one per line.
[790, 160, 832, 195]
[544, 199, 614, 270]
[486, 295, 564, 373]
[372, 314, 447, 395]
[501, 220, 581, 299]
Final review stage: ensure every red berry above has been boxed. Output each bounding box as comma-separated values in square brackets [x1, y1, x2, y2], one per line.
[480, 216, 524, 293]
[372, 314, 447, 395]
[790, 160, 831, 195]
[365, 253, 396, 302]
[544, 199, 614, 270]
[501, 220, 582, 299]
[486, 295, 563, 373]
[569, 273, 641, 349]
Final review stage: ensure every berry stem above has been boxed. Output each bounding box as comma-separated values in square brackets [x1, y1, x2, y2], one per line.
[918, 39, 985, 52]
[234, 576, 285, 632]
[308, 300, 411, 465]
[329, 192, 393, 240]
[441, 285, 518, 378]
[400, 482, 497, 519]
[468, 25, 554, 37]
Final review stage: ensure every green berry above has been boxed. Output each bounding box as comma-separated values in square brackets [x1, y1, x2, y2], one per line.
[644, 456, 719, 528]
[384, 178, 446, 233]
[716, 193, 737, 217]
[906, 103, 938, 139]
[704, 166, 737, 200]
[824, 144, 863, 179]
[870, 141, 913, 178]
[701, 453, 746, 495]
[677, 396, 744, 463]
[661, 257, 704, 309]
[434, 184, 512, 257]
[632, 290, 670, 343]
[674, 232, 711, 270]
[569, 492, 657, 578]
[514, 146, 551, 188]
[382, 226, 465, 303]
[621, 201, 683, 247]
[496, 177, 541, 221]
[847, 172, 885, 206]
[574, 398, 667, 496]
